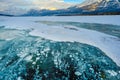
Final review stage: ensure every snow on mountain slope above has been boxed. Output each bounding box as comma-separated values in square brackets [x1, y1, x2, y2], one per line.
[77, 0, 102, 7]
[80, 0, 120, 7]
[77, 0, 120, 11]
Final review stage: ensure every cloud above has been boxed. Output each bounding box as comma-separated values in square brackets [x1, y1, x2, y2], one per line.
[32, 0, 74, 9]
[0, 0, 77, 15]
[0, 2, 8, 11]
[0, 0, 29, 11]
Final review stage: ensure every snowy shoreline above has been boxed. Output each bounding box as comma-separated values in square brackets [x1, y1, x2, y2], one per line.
[0, 16, 120, 66]
[1, 15, 120, 25]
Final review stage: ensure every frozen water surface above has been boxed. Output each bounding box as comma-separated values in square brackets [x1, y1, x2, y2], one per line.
[0, 16, 120, 80]
[0, 28, 120, 80]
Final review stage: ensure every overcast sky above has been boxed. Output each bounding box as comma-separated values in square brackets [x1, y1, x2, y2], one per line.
[0, 0, 85, 15]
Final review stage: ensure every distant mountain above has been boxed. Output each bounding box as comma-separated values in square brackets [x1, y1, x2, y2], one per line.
[22, 8, 83, 16]
[19, 0, 120, 16]
[77, 0, 120, 14]
[0, 13, 14, 17]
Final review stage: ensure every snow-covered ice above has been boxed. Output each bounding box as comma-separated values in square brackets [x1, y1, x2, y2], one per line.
[1, 15, 120, 25]
[0, 16, 120, 67]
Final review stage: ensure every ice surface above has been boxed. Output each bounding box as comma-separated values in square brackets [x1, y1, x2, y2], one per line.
[1, 15, 120, 25]
[0, 28, 120, 79]
[0, 16, 120, 67]
[0, 18, 120, 79]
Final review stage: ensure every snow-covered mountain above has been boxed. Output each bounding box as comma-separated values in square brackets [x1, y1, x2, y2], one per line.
[77, 0, 120, 12]
[22, 0, 120, 16]
[1, 0, 120, 16]
[79, 0, 120, 7]
[77, 0, 103, 7]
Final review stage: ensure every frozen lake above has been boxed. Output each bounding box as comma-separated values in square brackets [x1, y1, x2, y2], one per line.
[0, 16, 120, 80]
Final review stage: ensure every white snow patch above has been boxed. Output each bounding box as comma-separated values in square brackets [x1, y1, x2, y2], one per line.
[119, 71, 120, 74]
[32, 62, 36, 65]
[25, 55, 33, 61]
[107, 70, 118, 76]
[36, 57, 40, 61]
[17, 77, 22, 80]
[75, 71, 82, 76]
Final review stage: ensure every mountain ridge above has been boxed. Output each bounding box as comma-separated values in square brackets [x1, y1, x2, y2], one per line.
[1, 0, 120, 16]
[22, 0, 120, 16]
